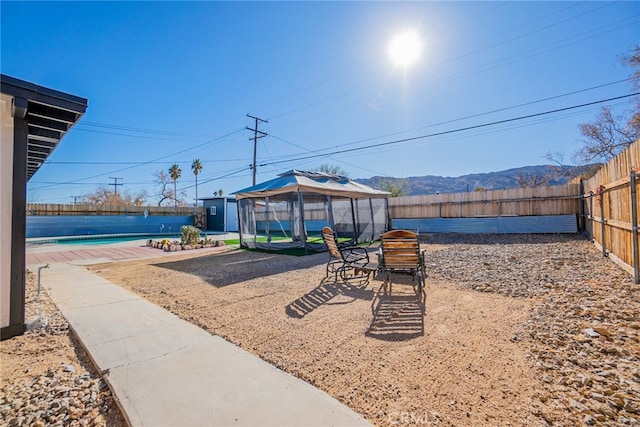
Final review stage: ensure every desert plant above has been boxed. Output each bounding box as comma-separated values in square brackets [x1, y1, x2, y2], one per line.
[180, 225, 200, 246]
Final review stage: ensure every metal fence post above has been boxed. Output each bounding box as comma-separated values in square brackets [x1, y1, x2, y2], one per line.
[599, 186, 607, 257]
[579, 179, 585, 232]
[630, 170, 639, 284]
[589, 191, 594, 241]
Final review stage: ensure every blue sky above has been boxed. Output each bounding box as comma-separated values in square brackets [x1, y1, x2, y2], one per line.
[2, 1, 638, 204]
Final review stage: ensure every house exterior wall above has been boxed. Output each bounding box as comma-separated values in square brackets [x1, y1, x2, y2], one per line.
[1, 93, 14, 330]
[1, 75, 87, 340]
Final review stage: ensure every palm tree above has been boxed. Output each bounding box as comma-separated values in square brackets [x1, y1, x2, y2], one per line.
[169, 164, 181, 211]
[191, 159, 203, 206]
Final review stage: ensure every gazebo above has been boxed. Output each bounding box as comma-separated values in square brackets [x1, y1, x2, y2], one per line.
[232, 170, 389, 251]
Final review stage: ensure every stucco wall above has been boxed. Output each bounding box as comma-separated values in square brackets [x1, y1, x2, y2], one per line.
[1, 93, 14, 328]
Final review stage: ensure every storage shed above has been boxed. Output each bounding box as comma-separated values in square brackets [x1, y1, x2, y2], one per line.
[200, 196, 238, 232]
[232, 170, 389, 251]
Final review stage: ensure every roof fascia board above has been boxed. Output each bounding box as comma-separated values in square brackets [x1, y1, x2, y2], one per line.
[1, 74, 87, 114]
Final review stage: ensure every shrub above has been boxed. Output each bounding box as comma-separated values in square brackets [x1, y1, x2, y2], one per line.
[180, 225, 200, 246]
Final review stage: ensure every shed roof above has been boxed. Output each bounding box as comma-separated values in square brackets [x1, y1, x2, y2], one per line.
[233, 170, 389, 200]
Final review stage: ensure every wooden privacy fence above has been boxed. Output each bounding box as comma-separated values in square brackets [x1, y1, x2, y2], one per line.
[27, 203, 205, 216]
[389, 185, 580, 219]
[582, 140, 640, 283]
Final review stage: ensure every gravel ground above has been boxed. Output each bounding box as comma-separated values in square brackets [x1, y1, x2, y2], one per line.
[86, 233, 639, 426]
[2, 233, 638, 427]
[0, 271, 126, 427]
[425, 234, 640, 425]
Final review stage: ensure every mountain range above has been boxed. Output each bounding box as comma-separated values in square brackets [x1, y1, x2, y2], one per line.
[356, 164, 594, 196]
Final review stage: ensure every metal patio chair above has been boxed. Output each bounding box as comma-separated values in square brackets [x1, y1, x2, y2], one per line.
[321, 226, 377, 281]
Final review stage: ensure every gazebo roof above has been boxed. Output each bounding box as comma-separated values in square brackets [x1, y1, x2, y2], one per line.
[233, 170, 389, 200]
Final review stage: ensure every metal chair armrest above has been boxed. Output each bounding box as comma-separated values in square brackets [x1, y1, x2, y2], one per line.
[342, 246, 370, 263]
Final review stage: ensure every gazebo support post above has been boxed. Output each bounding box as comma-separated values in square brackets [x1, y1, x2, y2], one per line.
[369, 198, 375, 242]
[350, 198, 358, 243]
[251, 199, 257, 246]
[327, 195, 335, 231]
[265, 197, 271, 243]
[236, 199, 244, 247]
[297, 191, 307, 254]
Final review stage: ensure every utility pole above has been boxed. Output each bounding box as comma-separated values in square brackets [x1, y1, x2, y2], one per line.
[109, 177, 124, 196]
[246, 114, 268, 185]
[71, 195, 80, 205]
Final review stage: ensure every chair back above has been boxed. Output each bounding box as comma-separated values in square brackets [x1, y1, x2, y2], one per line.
[321, 226, 342, 259]
[380, 230, 421, 269]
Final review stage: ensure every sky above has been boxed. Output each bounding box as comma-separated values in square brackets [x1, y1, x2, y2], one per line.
[2, 1, 639, 205]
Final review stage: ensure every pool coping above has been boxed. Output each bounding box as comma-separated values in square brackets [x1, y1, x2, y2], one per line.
[26, 231, 231, 246]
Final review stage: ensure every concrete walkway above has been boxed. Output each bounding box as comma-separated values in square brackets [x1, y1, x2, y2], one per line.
[30, 246, 370, 426]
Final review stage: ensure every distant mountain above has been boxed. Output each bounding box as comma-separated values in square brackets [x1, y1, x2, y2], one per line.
[356, 165, 595, 196]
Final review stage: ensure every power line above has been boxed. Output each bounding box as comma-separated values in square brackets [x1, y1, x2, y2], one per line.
[270, 79, 632, 158]
[178, 166, 252, 191]
[79, 121, 204, 138]
[260, 2, 583, 124]
[45, 158, 247, 165]
[31, 86, 634, 192]
[261, 92, 640, 167]
[268, 15, 638, 133]
[30, 128, 245, 191]
[74, 128, 191, 141]
[417, 78, 632, 131]
[270, 133, 386, 177]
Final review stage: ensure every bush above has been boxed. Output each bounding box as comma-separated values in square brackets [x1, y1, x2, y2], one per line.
[180, 225, 200, 246]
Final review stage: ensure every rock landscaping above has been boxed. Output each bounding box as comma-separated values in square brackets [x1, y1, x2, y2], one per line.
[426, 234, 640, 425]
[146, 225, 226, 251]
[0, 271, 125, 427]
[146, 238, 225, 252]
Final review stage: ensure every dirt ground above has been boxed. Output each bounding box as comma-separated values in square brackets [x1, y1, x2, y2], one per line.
[88, 244, 540, 426]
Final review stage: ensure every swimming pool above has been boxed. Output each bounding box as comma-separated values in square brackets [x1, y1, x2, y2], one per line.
[26, 233, 220, 246]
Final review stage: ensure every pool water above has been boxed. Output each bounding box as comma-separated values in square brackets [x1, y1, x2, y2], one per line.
[28, 233, 214, 246]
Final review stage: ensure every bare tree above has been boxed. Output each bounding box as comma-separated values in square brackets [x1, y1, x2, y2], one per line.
[544, 151, 601, 181]
[575, 107, 639, 163]
[154, 170, 185, 207]
[622, 45, 640, 134]
[624, 45, 640, 88]
[82, 187, 147, 206]
[575, 45, 640, 164]
[516, 172, 549, 188]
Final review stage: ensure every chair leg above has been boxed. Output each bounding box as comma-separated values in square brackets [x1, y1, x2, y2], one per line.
[383, 271, 392, 295]
[417, 272, 424, 295]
